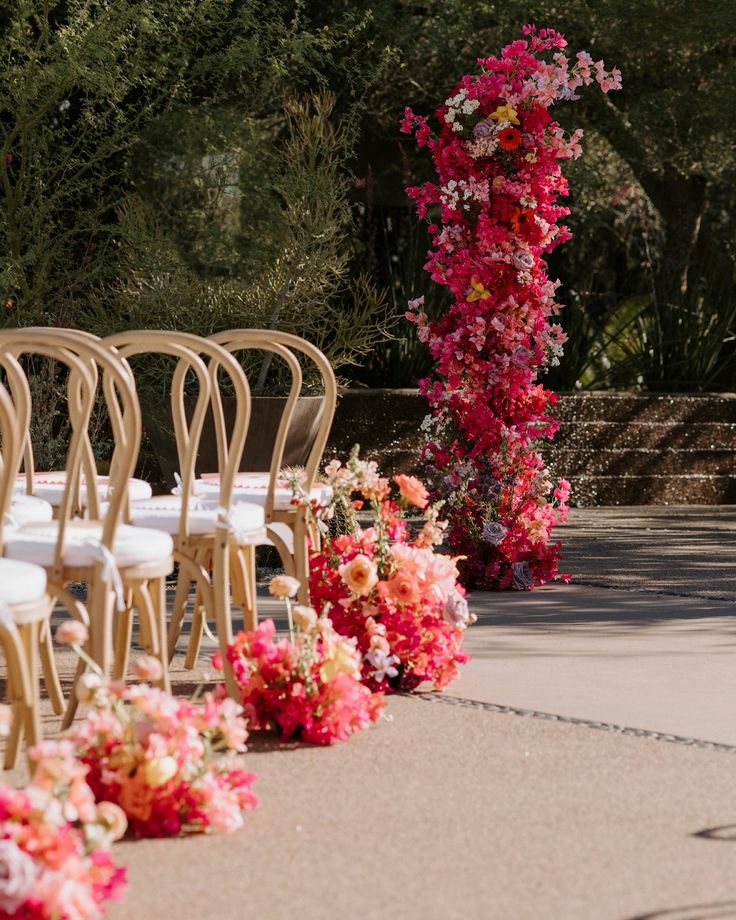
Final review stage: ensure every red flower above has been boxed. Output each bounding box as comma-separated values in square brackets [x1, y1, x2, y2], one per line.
[497, 126, 522, 150]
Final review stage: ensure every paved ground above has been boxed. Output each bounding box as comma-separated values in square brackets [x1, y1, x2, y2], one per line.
[4, 506, 736, 919]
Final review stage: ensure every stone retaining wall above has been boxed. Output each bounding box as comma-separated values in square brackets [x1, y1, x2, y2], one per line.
[326, 389, 736, 506]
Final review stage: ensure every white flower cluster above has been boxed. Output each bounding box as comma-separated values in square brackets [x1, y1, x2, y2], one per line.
[443, 88, 479, 133]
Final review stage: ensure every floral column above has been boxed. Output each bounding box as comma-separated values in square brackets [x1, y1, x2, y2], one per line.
[402, 25, 621, 589]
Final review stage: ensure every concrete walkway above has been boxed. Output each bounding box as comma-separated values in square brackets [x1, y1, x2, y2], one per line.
[5, 506, 736, 919]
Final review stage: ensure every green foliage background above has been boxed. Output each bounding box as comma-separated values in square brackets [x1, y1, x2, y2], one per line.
[1, 0, 735, 394]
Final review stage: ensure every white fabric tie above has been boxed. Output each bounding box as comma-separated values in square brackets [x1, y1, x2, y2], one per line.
[172, 472, 205, 509]
[216, 506, 250, 545]
[84, 540, 125, 611]
[3, 513, 19, 531]
[0, 602, 17, 632]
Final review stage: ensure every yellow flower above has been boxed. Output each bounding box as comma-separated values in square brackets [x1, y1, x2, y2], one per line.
[489, 104, 520, 125]
[144, 756, 179, 788]
[467, 276, 491, 303]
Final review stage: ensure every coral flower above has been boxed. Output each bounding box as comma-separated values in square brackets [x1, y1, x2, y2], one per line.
[394, 474, 429, 509]
[497, 126, 522, 150]
[378, 570, 421, 607]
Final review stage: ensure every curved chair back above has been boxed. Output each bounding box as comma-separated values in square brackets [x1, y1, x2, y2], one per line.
[0, 371, 25, 552]
[0, 329, 140, 580]
[102, 331, 251, 531]
[209, 329, 337, 520]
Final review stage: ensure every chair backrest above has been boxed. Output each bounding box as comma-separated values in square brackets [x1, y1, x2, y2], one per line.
[102, 331, 251, 533]
[209, 330, 337, 518]
[0, 369, 25, 553]
[0, 328, 140, 578]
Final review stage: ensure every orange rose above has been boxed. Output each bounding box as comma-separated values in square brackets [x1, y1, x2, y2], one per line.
[393, 474, 429, 509]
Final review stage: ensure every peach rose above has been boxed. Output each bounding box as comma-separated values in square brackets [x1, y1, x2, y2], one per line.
[134, 655, 163, 682]
[338, 554, 378, 597]
[268, 574, 301, 599]
[379, 570, 421, 607]
[55, 620, 88, 646]
[394, 474, 429, 509]
[292, 605, 318, 631]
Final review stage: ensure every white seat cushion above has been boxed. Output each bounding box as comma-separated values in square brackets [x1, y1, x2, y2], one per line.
[4, 521, 173, 569]
[14, 472, 153, 507]
[195, 473, 332, 512]
[7, 494, 54, 528]
[0, 558, 47, 606]
[129, 494, 265, 538]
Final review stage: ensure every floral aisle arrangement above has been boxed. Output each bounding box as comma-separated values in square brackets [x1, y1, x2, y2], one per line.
[0, 729, 127, 920]
[400, 25, 621, 589]
[294, 451, 473, 692]
[50, 623, 258, 839]
[220, 575, 385, 745]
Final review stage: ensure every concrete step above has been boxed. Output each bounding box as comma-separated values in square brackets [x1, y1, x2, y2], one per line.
[327, 390, 736, 506]
[553, 392, 736, 424]
[548, 448, 736, 478]
[555, 421, 736, 451]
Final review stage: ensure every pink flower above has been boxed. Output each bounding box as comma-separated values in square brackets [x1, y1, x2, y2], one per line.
[0, 839, 39, 913]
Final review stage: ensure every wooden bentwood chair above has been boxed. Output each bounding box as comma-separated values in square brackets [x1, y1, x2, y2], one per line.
[102, 331, 266, 698]
[193, 330, 337, 610]
[0, 367, 53, 768]
[0, 329, 175, 729]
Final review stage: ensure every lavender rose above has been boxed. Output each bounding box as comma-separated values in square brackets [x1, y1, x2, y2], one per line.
[472, 118, 494, 139]
[482, 521, 507, 546]
[511, 248, 535, 271]
[0, 840, 39, 913]
[511, 561, 534, 591]
[443, 589, 472, 629]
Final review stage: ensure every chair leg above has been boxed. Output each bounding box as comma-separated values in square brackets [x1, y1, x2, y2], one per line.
[3, 699, 23, 771]
[167, 564, 192, 663]
[87, 577, 115, 680]
[293, 517, 311, 605]
[113, 606, 133, 681]
[19, 622, 41, 765]
[151, 576, 171, 694]
[184, 583, 205, 670]
[61, 649, 87, 731]
[213, 537, 239, 699]
[240, 545, 258, 632]
[39, 619, 65, 715]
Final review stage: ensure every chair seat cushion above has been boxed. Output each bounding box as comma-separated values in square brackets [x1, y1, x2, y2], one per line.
[0, 558, 47, 606]
[14, 472, 153, 507]
[129, 495, 265, 537]
[4, 521, 173, 569]
[195, 472, 332, 511]
[7, 494, 54, 528]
